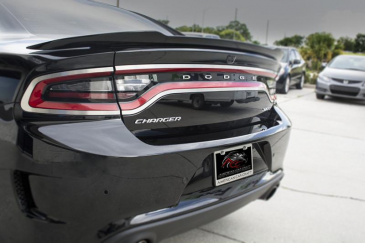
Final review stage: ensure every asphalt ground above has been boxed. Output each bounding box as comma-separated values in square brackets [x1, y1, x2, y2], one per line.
[162, 87, 365, 243]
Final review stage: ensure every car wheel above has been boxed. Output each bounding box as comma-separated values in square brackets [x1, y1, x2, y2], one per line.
[281, 76, 290, 94]
[296, 73, 305, 89]
[191, 94, 206, 109]
[316, 93, 325, 100]
[220, 100, 234, 107]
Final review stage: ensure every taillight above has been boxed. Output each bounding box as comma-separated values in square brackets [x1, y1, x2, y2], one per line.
[21, 65, 278, 116]
[21, 68, 121, 115]
[114, 64, 278, 116]
[115, 74, 156, 100]
[43, 77, 115, 102]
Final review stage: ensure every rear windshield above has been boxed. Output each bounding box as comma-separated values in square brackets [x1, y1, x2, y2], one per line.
[0, 0, 173, 38]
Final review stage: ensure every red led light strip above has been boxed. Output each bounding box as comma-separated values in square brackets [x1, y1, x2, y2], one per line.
[119, 81, 266, 111]
[24, 66, 274, 115]
[28, 71, 119, 111]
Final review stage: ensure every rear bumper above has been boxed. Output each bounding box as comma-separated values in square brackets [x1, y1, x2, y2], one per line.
[105, 170, 283, 243]
[0, 106, 291, 243]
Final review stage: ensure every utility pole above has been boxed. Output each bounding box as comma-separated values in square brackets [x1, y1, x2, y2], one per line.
[117, 0, 119, 8]
[193, 15, 196, 32]
[265, 20, 270, 45]
[233, 8, 238, 40]
[202, 9, 209, 33]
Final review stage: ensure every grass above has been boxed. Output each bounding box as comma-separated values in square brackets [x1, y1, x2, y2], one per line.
[305, 71, 318, 84]
[342, 52, 365, 56]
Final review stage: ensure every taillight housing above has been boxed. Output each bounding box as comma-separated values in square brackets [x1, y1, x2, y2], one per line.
[21, 64, 278, 116]
[115, 74, 157, 100]
[21, 68, 121, 116]
[43, 77, 115, 103]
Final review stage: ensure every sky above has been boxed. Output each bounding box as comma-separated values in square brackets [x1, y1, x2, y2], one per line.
[99, 0, 365, 44]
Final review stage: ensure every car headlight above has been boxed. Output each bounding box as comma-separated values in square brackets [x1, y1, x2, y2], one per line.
[318, 74, 330, 83]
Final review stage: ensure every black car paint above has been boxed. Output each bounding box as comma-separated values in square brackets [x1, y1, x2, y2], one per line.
[1, 114, 290, 243]
[276, 47, 306, 92]
[0, 2, 291, 243]
[0, 47, 290, 242]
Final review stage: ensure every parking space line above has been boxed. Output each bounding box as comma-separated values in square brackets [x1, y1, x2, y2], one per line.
[281, 186, 365, 202]
[292, 127, 365, 141]
[198, 228, 246, 243]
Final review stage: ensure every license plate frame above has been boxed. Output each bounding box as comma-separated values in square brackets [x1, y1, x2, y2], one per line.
[214, 144, 254, 187]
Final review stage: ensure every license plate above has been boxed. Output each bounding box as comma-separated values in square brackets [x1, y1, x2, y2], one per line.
[214, 144, 253, 186]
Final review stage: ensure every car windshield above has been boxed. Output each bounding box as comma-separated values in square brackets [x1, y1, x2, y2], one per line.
[328, 55, 365, 72]
[280, 49, 289, 63]
[0, 0, 174, 39]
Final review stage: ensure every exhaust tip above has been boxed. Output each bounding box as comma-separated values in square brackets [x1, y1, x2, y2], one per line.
[260, 184, 279, 201]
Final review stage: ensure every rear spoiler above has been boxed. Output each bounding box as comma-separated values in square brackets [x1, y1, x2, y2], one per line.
[27, 31, 283, 61]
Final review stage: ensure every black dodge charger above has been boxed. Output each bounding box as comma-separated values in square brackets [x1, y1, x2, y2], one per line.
[0, 1, 291, 242]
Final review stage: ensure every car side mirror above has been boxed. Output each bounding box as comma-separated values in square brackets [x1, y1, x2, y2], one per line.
[293, 59, 301, 65]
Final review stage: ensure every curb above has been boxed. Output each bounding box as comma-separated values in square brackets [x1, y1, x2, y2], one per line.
[304, 83, 315, 89]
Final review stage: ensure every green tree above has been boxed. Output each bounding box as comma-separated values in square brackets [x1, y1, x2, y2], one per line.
[299, 46, 312, 61]
[252, 40, 261, 45]
[202, 27, 218, 34]
[176, 25, 203, 33]
[306, 32, 335, 62]
[299, 32, 343, 72]
[175, 20, 251, 42]
[332, 43, 344, 59]
[338, 37, 355, 52]
[219, 29, 245, 41]
[304, 32, 342, 72]
[274, 35, 305, 48]
[301, 34, 343, 62]
[354, 34, 365, 52]
[157, 19, 169, 25]
[176, 25, 193, 32]
[226, 21, 252, 41]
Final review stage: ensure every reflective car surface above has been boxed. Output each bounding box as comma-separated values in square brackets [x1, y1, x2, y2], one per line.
[275, 47, 306, 94]
[316, 55, 365, 100]
[182, 32, 221, 39]
[0, 1, 291, 243]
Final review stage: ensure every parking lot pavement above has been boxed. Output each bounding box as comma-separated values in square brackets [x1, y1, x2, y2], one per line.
[162, 88, 365, 243]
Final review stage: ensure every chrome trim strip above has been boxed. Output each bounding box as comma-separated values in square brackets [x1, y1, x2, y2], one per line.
[122, 86, 272, 116]
[20, 67, 119, 116]
[115, 64, 278, 76]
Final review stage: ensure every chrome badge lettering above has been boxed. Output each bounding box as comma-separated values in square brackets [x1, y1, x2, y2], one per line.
[135, 117, 182, 124]
[180, 73, 257, 81]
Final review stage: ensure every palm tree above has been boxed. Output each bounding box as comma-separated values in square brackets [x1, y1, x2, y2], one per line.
[301, 32, 343, 72]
